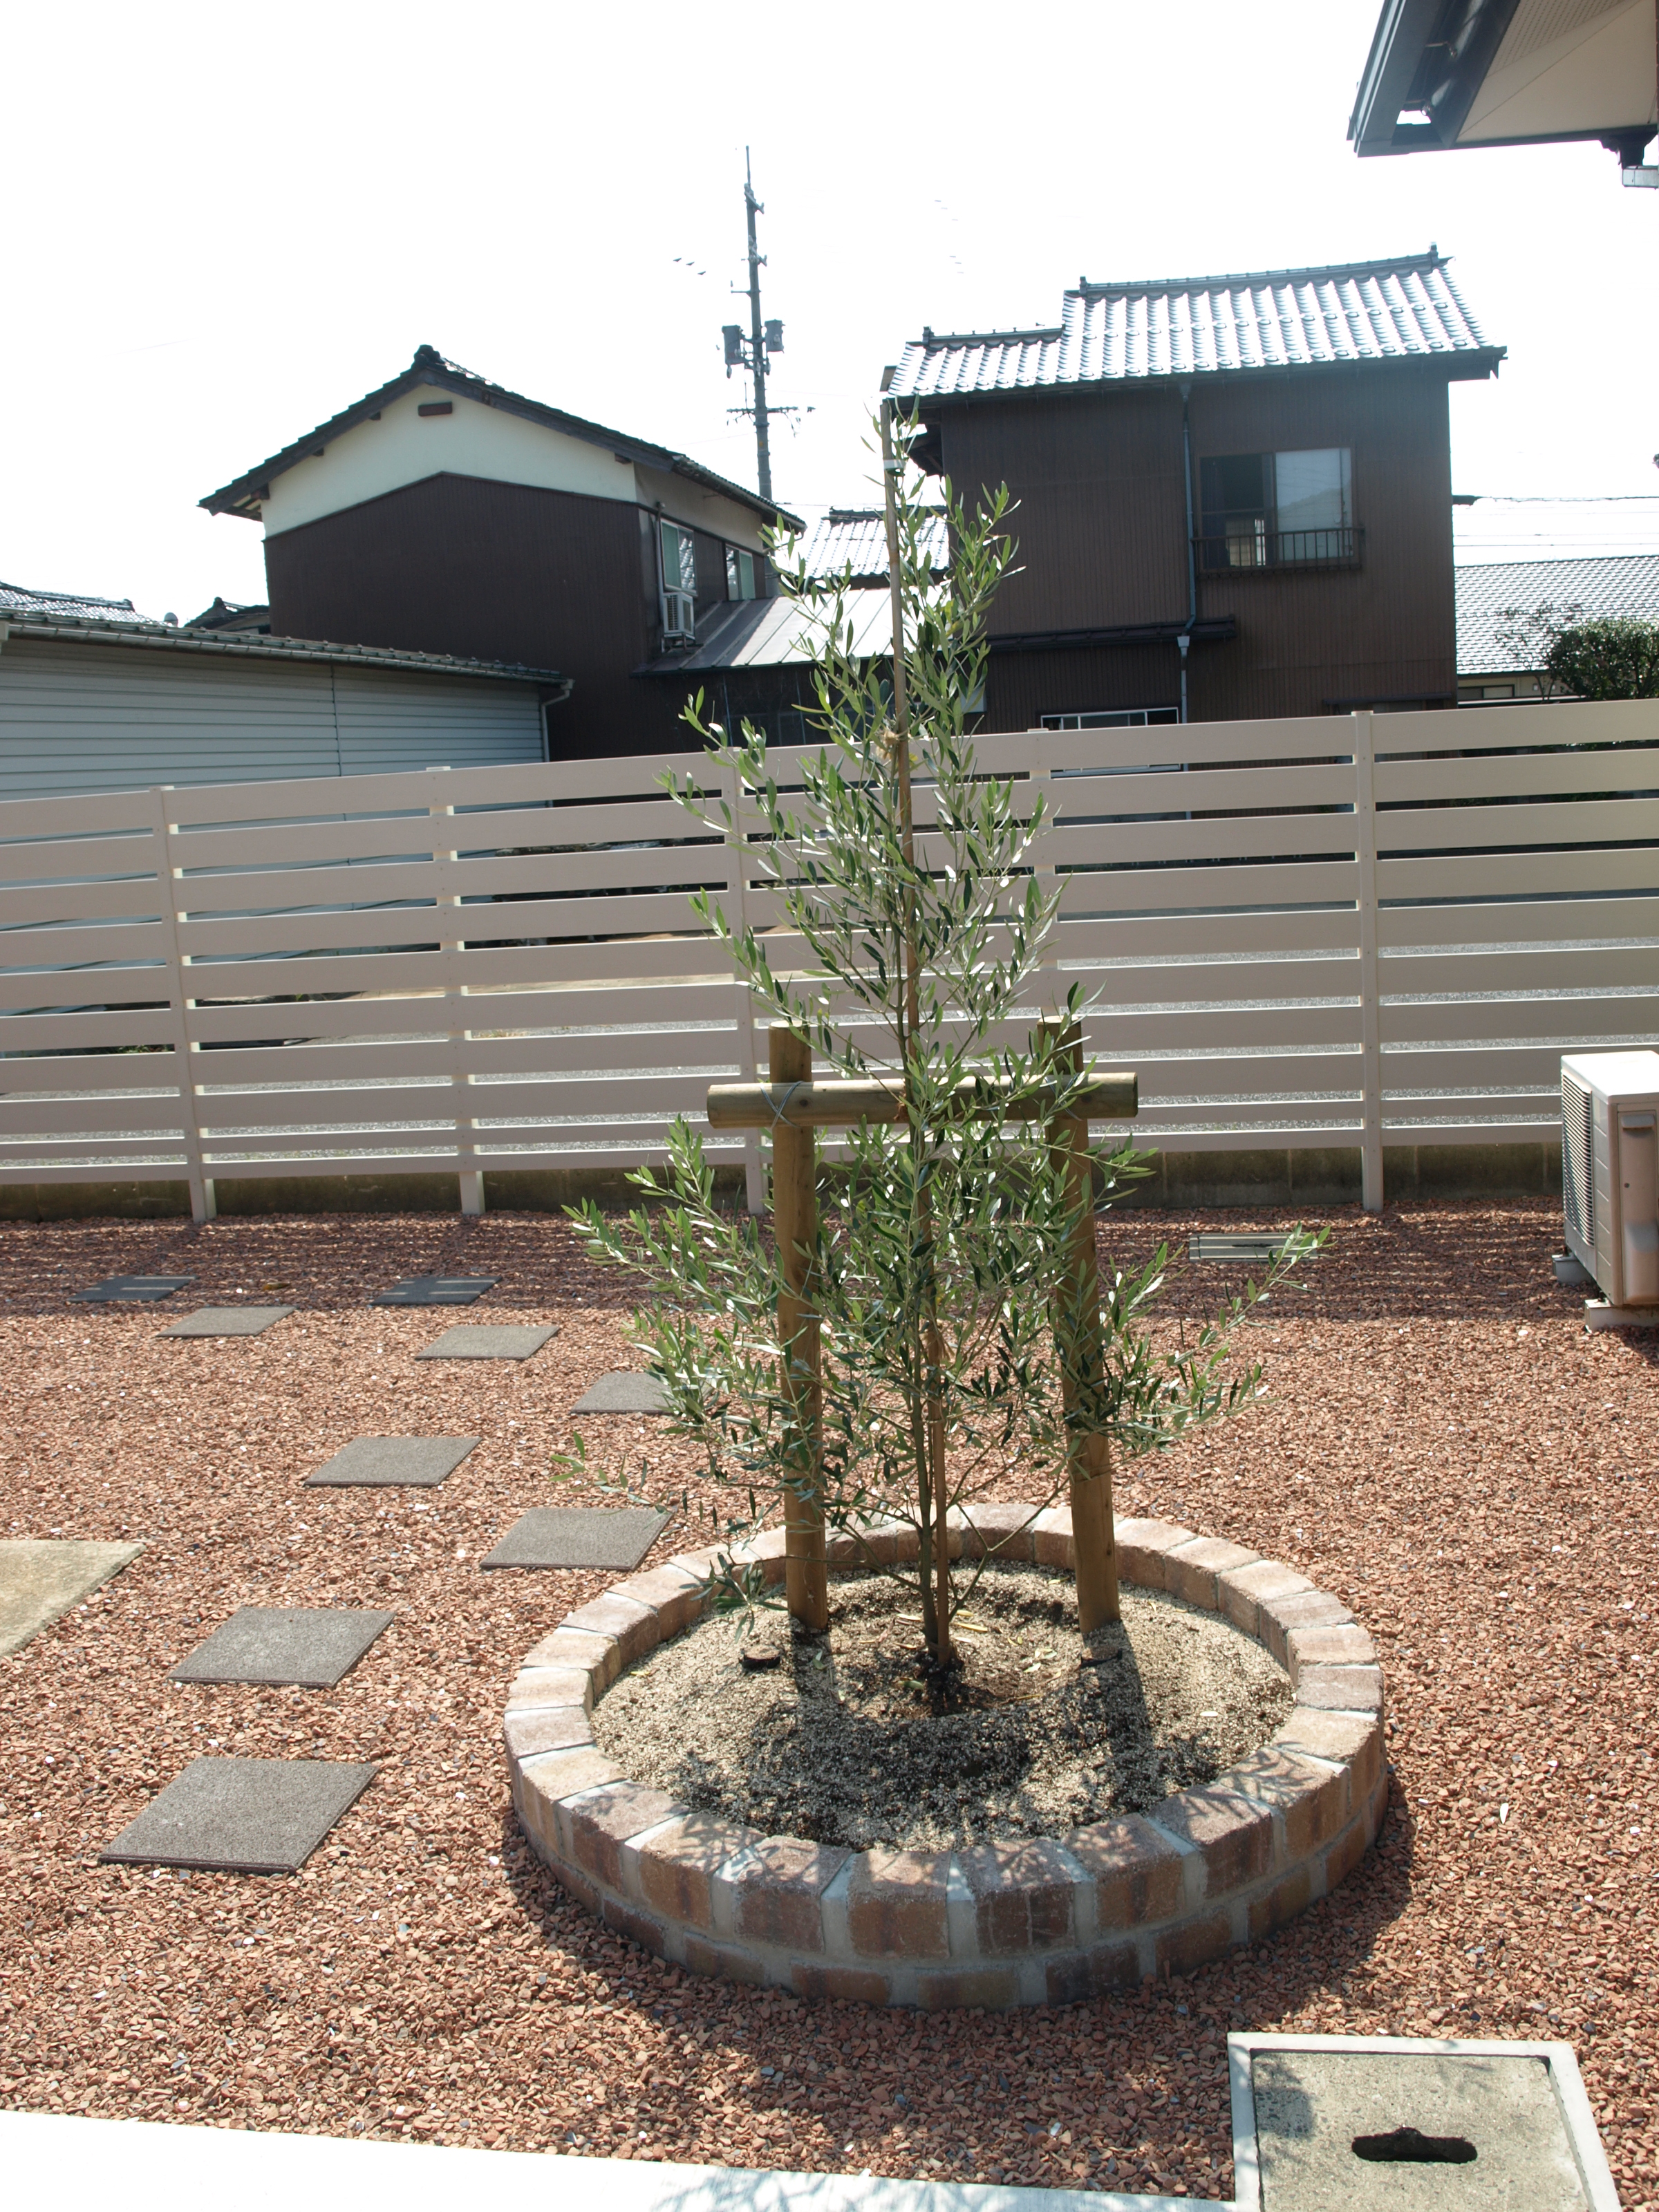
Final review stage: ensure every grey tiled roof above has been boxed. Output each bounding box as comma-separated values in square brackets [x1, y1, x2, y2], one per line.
[890, 252, 1501, 398]
[797, 509, 948, 581]
[1, 606, 566, 686]
[1456, 554, 1659, 675]
[0, 579, 151, 622]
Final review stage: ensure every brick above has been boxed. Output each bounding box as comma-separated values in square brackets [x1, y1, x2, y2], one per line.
[634, 1813, 760, 1929]
[668, 1547, 721, 1584]
[1323, 1813, 1374, 1893]
[601, 1893, 668, 1958]
[610, 1563, 704, 1639]
[916, 1967, 1022, 2011]
[729, 1836, 850, 1953]
[1154, 1909, 1233, 1978]
[1045, 1940, 1141, 2007]
[1287, 1622, 1377, 1674]
[727, 1526, 790, 1588]
[565, 1779, 684, 1889]
[791, 1962, 891, 2005]
[1165, 1537, 1260, 1612]
[522, 1625, 619, 1687]
[1247, 1864, 1313, 1941]
[517, 1751, 628, 1857]
[1030, 1506, 1074, 1569]
[506, 1665, 594, 1715]
[829, 1517, 915, 1569]
[1272, 1707, 1384, 1808]
[503, 1705, 594, 1762]
[1113, 1518, 1198, 1592]
[550, 1855, 601, 1915]
[951, 1501, 1039, 1564]
[845, 1850, 951, 1960]
[1065, 1815, 1187, 1931]
[1217, 1559, 1313, 1642]
[1150, 1783, 1274, 1897]
[683, 1933, 768, 1986]
[1228, 1745, 1349, 1859]
[559, 1593, 660, 1667]
[1295, 1663, 1384, 1716]
[956, 1837, 1079, 1954]
[1255, 1588, 1353, 1667]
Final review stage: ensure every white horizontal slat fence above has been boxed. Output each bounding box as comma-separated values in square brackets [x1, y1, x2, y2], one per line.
[0, 700, 1650, 1219]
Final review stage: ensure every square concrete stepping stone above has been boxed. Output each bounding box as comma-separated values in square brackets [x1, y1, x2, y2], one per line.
[74, 1275, 194, 1303]
[164, 1306, 294, 1338]
[481, 1506, 668, 1572]
[100, 1756, 377, 1873]
[0, 1539, 144, 1656]
[415, 1324, 557, 1360]
[304, 1436, 478, 1488]
[372, 1275, 498, 1307]
[572, 1369, 671, 1414]
[170, 1606, 393, 1687]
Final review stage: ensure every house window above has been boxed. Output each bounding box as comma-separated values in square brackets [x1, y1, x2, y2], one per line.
[1198, 448, 1355, 569]
[1040, 706, 1181, 729]
[660, 521, 697, 641]
[725, 546, 758, 601]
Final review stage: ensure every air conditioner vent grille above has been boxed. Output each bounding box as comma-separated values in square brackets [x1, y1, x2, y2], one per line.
[1563, 1069, 1593, 1243]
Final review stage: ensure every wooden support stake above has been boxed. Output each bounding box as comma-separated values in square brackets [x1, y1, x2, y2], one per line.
[1047, 1020, 1120, 1629]
[771, 1026, 828, 1633]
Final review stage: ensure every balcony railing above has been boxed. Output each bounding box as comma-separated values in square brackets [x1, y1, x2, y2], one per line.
[1196, 525, 1362, 572]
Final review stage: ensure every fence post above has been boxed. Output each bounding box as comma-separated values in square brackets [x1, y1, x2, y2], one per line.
[1045, 1018, 1120, 1630]
[1353, 712, 1383, 1213]
[770, 1025, 828, 1633]
[147, 787, 214, 1225]
[428, 768, 485, 1216]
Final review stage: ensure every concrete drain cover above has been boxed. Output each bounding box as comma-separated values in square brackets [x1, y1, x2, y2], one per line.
[74, 1275, 194, 1302]
[164, 1306, 293, 1338]
[571, 1369, 671, 1414]
[371, 1276, 498, 1306]
[1232, 2034, 1617, 2211]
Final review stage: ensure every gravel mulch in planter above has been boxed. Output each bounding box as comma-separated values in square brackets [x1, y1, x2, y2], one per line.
[596, 1566, 1292, 1848]
[0, 1199, 1656, 2207]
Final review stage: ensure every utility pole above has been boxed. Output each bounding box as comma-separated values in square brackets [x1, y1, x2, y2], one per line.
[723, 149, 803, 507]
[744, 151, 772, 503]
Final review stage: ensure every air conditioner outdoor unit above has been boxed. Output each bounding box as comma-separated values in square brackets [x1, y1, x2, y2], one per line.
[1562, 1049, 1659, 1308]
[662, 590, 695, 643]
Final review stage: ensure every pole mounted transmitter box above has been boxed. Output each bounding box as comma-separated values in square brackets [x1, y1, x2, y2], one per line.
[1562, 1049, 1659, 1309]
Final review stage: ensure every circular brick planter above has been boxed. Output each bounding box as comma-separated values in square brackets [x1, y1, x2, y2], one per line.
[503, 1506, 1385, 2009]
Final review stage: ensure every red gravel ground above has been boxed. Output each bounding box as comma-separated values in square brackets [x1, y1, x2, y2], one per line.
[1, 1197, 1655, 2204]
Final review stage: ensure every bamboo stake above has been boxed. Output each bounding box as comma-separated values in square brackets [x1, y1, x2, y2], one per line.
[880, 394, 950, 1670]
[770, 1025, 829, 1633]
[1047, 1019, 1121, 1629]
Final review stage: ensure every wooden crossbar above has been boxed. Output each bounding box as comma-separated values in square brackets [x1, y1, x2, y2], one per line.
[705, 1071, 1138, 1130]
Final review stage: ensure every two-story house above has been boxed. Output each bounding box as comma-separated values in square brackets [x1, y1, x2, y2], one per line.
[885, 251, 1505, 727]
[200, 346, 798, 757]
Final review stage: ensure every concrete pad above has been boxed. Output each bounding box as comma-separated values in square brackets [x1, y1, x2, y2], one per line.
[74, 1275, 194, 1302]
[572, 1369, 671, 1414]
[415, 1325, 558, 1360]
[372, 1276, 498, 1307]
[170, 1606, 393, 1687]
[0, 1538, 144, 1656]
[305, 1436, 478, 1488]
[100, 1756, 377, 1873]
[482, 1506, 668, 1572]
[1230, 2034, 1617, 2212]
[164, 1306, 293, 1338]
[0, 2108, 1212, 2212]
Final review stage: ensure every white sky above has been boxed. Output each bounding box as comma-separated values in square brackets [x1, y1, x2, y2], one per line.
[3, 0, 1656, 622]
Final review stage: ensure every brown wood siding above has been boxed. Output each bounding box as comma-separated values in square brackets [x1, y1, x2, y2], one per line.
[261, 472, 687, 758]
[928, 361, 1461, 726]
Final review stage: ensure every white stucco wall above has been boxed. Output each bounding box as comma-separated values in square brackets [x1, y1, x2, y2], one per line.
[258, 385, 640, 538]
